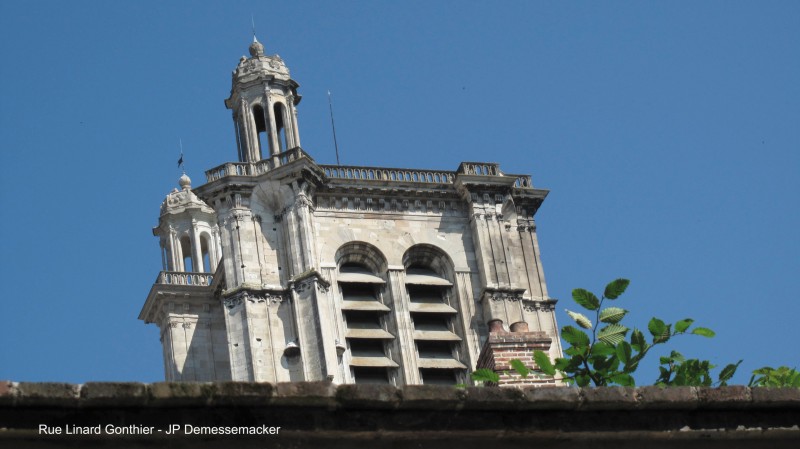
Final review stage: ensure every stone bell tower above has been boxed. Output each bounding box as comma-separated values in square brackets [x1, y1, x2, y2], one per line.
[226, 38, 301, 164]
[141, 37, 562, 386]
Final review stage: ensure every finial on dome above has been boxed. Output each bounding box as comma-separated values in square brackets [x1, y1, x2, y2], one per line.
[179, 173, 192, 190]
[248, 15, 264, 57]
[249, 39, 265, 57]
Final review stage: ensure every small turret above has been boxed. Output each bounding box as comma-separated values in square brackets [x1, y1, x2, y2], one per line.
[225, 38, 302, 164]
[153, 175, 221, 273]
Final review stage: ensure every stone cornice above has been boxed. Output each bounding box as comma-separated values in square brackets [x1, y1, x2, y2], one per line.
[2, 382, 798, 448]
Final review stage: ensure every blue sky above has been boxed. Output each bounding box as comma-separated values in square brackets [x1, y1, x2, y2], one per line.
[1, 1, 797, 384]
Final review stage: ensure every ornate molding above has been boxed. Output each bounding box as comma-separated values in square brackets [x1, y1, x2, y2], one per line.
[223, 296, 243, 309]
[482, 288, 527, 303]
[522, 300, 556, 313]
[316, 194, 462, 215]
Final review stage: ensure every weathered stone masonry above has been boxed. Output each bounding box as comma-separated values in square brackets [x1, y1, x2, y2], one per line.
[140, 38, 562, 386]
[1, 382, 798, 448]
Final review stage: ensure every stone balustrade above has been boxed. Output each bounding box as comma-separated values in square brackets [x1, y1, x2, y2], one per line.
[512, 174, 533, 188]
[204, 147, 310, 182]
[203, 149, 536, 189]
[321, 165, 456, 184]
[157, 271, 213, 286]
[457, 162, 502, 176]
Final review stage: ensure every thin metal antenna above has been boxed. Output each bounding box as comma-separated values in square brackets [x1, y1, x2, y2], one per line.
[328, 90, 341, 166]
[178, 138, 185, 174]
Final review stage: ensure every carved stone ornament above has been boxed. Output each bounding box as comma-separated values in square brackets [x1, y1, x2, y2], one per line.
[487, 291, 524, 302]
[293, 279, 313, 293]
[523, 300, 556, 312]
[223, 297, 243, 309]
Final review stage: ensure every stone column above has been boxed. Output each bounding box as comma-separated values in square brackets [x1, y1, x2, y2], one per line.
[388, 267, 418, 384]
[191, 219, 203, 273]
[290, 99, 300, 147]
[266, 93, 281, 158]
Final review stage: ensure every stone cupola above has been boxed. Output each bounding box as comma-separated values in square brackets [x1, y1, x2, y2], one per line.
[225, 37, 302, 164]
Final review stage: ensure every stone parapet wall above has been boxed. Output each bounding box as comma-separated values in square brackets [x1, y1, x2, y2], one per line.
[1, 381, 798, 448]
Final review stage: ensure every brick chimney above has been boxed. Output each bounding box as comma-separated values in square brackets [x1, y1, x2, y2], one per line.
[476, 320, 556, 387]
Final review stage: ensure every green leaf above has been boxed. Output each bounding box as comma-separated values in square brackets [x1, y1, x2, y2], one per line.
[653, 324, 672, 344]
[674, 318, 694, 333]
[648, 318, 667, 339]
[610, 373, 635, 386]
[470, 369, 500, 384]
[534, 350, 557, 376]
[630, 329, 646, 352]
[591, 341, 616, 357]
[616, 341, 632, 364]
[575, 374, 592, 387]
[718, 360, 742, 385]
[597, 324, 629, 345]
[564, 346, 587, 357]
[691, 327, 715, 338]
[599, 307, 628, 324]
[572, 288, 601, 311]
[510, 359, 530, 378]
[603, 278, 630, 299]
[561, 325, 591, 347]
[566, 309, 593, 329]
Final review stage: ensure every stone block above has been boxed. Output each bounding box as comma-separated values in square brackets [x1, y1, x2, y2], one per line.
[211, 381, 273, 406]
[696, 386, 752, 409]
[463, 386, 524, 410]
[636, 386, 698, 410]
[81, 382, 148, 407]
[580, 387, 637, 410]
[519, 385, 581, 410]
[750, 387, 800, 408]
[273, 381, 337, 407]
[0, 380, 15, 406]
[399, 385, 465, 410]
[15, 382, 79, 407]
[148, 382, 214, 406]
[337, 384, 400, 409]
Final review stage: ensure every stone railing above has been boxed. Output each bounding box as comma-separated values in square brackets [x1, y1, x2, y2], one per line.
[457, 162, 502, 176]
[204, 147, 310, 183]
[511, 174, 533, 188]
[321, 165, 456, 184]
[156, 271, 213, 286]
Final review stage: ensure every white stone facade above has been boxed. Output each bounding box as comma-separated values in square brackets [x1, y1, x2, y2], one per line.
[140, 39, 562, 385]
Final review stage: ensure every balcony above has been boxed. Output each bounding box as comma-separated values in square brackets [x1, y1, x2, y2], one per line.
[156, 271, 213, 287]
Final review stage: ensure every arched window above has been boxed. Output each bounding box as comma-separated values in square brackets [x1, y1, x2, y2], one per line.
[200, 234, 212, 273]
[252, 104, 268, 160]
[335, 242, 397, 385]
[338, 262, 397, 384]
[273, 102, 288, 152]
[403, 246, 466, 385]
[180, 236, 193, 272]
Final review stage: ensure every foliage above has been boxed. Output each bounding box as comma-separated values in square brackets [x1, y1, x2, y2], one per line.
[470, 368, 500, 384]
[655, 351, 741, 386]
[748, 366, 800, 387]
[533, 278, 728, 387]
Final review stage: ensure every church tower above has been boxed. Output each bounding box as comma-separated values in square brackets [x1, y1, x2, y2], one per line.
[141, 38, 562, 386]
[226, 38, 301, 164]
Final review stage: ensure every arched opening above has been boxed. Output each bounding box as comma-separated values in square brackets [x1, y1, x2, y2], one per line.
[274, 102, 288, 152]
[180, 236, 193, 272]
[201, 234, 212, 273]
[335, 249, 397, 385]
[403, 245, 465, 385]
[252, 104, 268, 160]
